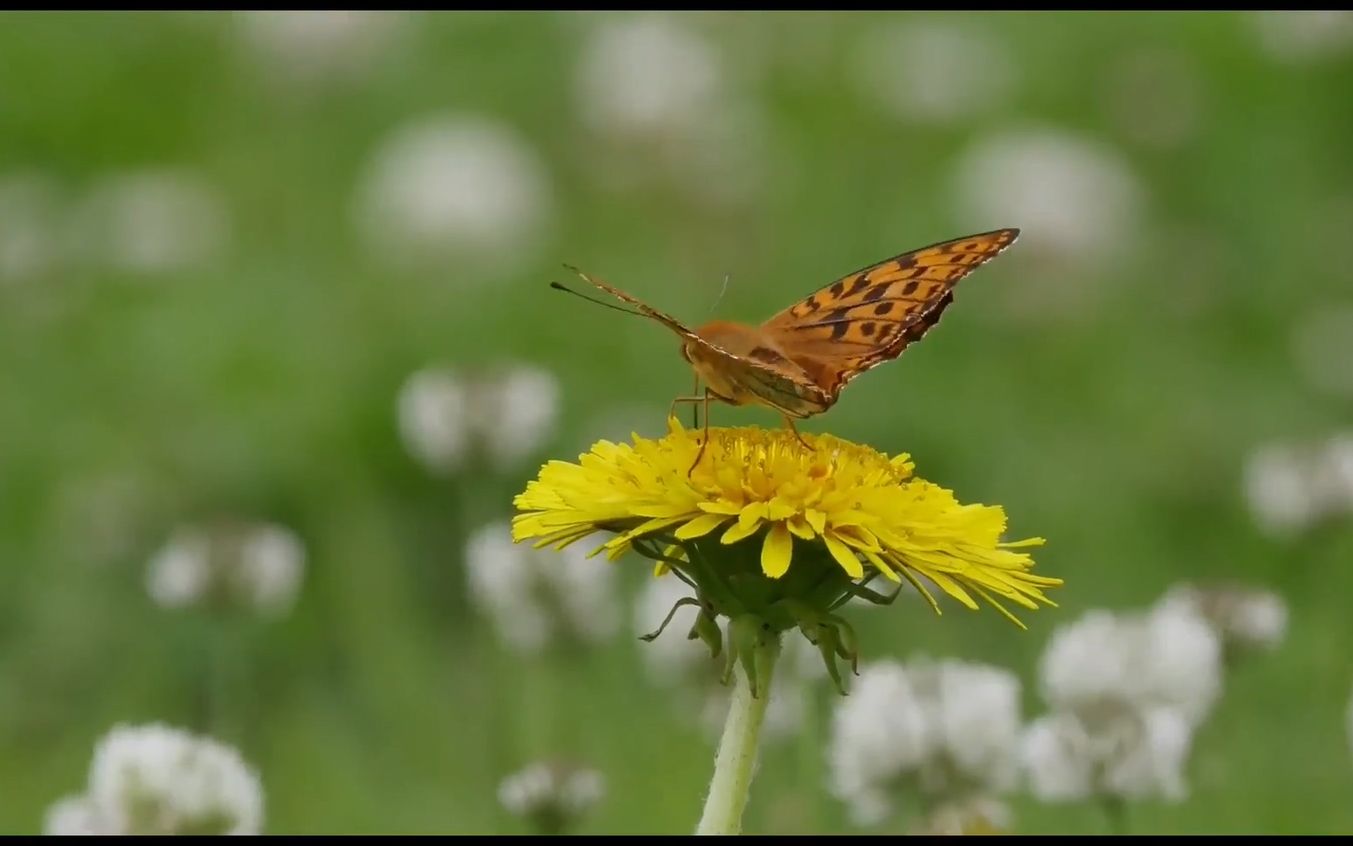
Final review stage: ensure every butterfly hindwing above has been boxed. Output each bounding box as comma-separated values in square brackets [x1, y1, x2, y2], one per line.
[759, 228, 1019, 398]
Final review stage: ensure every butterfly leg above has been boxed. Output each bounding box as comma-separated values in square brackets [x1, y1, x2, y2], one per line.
[691, 373, 701, 428]
[781, 414, 813, 451]
[669, 395, 705, 425]
[688, 390, 712, 476]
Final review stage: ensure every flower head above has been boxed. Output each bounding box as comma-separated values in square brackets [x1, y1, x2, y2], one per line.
[1039, 602, 1222, 727]
[1157, 581, 1288, 658]
[911, 797, 1013, 836]
[146, 519, 306, 617]
[466, 521, 619, 654]
[45, 723, 263, 835]
[828, 657, 1023, 826]
[1021, 705, 1193, 803]
[498, 760, 605, 835]
[514, 419, 1056, 621]
[1022, 595, 1222, 810]
[515, 421, 1058, 691]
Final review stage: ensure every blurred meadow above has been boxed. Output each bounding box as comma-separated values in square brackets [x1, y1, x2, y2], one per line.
[3, 9, 1353, 835]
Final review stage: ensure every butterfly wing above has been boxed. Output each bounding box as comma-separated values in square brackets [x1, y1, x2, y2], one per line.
[564, 265, 832, 416]
[759, 228, 1020, 400]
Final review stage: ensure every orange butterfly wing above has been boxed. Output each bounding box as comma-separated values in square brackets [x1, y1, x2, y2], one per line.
[759, 228, 1020, 400]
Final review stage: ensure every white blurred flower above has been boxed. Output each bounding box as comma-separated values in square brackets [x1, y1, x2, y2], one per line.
[146, 527, 213, 609]
[1098, 707, 1192, 801]
[954, 128, 1144, 265]
[1139, 600, 1225, 724]
[1026, 599, 1217, 808]
[236, 523, 306, 615]
[466, 521, 619, 654]
[911, 796, 1013, 836]
[577, 16, 722, 140]
[828, 658, 1022, 827]
[1331, 435, 1353, 507]
[237, 11, 406, 87]
[1244, 435, 1353, 538]
[1245, 441, 1324, 537]
[468, 523, 548, 651]
[1251, 11, 1353, 63]
[67, 169, 229, 274]
[919, 659, 1023, 794]
[42, 795, 106, 836]
[662, 102, 769, 209]
[0, 171, 62, 283]
[145, 520, 306, 617]
[1158, 582, 1288, 656]
[1040, 603, 1222, 727]
[498, 761, 605, 832]
[1292, 304, 1353, 400]
[399, 363, 560, 474]
[1022, 706, 1192, 803]
[398, 367, 470, 475]
[575, 16, 765, 208]
[1019, 711, 1091, 802]
[354, 115, 552, 272]
[1104, 49, 1203, 150]
[477, 365, 562, 468]
[851, 21, 1015, 126]
[828, 663, 930, 825]
[46, 723, 263, 835]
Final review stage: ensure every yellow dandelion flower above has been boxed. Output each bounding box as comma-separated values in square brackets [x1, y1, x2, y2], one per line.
[512, 418, 1060, 627]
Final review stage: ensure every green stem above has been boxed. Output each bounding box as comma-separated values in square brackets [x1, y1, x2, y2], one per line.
[696, 632, 780, 835]
[1102, 795, 1128, 834]
[796, 683, 823, 833]
[207, 616, 241, 741]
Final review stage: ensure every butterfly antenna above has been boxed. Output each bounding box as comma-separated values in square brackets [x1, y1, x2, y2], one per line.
[708, 271, 730, 316]
[550, 281, 646, 318]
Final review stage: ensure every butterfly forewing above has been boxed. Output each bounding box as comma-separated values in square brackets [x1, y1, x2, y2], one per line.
[759, 228, 1019, 399]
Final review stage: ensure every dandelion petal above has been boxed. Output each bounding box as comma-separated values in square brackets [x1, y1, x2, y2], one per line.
[824, 533, 864, 579]
[761, 522, 793, 578]
[675, 512, 728, 540]
[721, 517, 762, 546]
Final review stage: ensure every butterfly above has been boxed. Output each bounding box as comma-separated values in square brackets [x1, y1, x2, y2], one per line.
[557, 228, 1020, 471]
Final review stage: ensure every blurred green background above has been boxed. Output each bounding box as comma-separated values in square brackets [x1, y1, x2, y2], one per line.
[2, 10, 1352, 835]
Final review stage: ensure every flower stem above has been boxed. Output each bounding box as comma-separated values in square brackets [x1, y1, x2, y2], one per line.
[1102, 796, 1128, 834]
[696, 630, 781, 835]
[797, 684, 824, 832]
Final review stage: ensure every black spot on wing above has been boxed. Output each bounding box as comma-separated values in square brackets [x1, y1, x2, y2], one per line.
[862, 283, 891, 303]
[844, 274, 870, 297]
